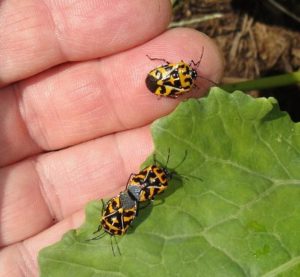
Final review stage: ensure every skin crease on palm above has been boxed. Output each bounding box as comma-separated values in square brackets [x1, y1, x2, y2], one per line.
[0, 0, 224, 276]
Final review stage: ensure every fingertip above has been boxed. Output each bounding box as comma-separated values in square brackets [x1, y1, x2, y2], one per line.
[146, 27, 224, 82]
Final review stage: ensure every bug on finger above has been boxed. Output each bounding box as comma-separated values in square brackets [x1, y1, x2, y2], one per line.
[145, 46, 216, 98]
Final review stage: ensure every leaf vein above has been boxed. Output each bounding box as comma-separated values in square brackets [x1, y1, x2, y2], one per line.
[262, 256, 300, 277]
[254, 125, 292, 178]
[40, 257, 126, 276]
[156, 125, 275, 182]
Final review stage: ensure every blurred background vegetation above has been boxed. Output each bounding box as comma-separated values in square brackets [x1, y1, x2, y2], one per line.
[170, 0, 300, 121]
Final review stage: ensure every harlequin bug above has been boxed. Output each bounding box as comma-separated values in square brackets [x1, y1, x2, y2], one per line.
[127, 165, 170, 202]
[88, 191, 138, 255]
[145, 46, 216, 98]
[127, 150, 187, 202]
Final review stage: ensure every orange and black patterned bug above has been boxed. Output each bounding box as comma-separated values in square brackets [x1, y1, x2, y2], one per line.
[127, 150, 187, 202]
[145, 46, 216, 98]
[127, 164, 170, 202]
[88, 191, 138, 255]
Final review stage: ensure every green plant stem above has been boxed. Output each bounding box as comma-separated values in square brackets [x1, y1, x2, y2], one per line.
[220, 71, 300, 93]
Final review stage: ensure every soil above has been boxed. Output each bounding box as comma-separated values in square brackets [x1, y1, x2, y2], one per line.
[171, 0, 300, 121]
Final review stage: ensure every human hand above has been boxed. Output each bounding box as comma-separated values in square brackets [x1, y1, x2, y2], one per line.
[0, 1, 223, 276]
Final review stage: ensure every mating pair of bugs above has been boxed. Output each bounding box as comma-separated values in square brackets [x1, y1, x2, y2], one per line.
[146, 46, 216, 98]
[87, 151, 186, 255]
[86, 47, 211, 253]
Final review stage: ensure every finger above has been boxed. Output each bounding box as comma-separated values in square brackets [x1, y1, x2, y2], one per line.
[0, 0, 171, 87]
[0, 209, 85, 277]
[0, 125, 152, 246]
[0, 28, 224, 167]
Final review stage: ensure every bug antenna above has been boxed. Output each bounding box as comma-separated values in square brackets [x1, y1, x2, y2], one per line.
[165, 148, 171, 167]
[170, 150, 188, 171]
[197, 46, 204, 68]
[101, 199, 106, 213]
[190, 46, 204, 68]
[200, 46, 204, 64]
[125, 173, 135, 190]
[153, 153, 157, 165]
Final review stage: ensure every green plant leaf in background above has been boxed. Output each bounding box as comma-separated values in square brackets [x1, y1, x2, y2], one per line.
[39, 88, 300, 277]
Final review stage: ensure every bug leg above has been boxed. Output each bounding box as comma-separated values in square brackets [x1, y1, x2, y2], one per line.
[86, 231, 106, 241]
[112, 236, 121, 256]
[152, 198, 165, 207]
[139, 200, 152, 210]
[90, 232, 106, 240]
[88, 199, 106, 236]
[166, 94, 179, 99]
[146, 54, 170, 64]
[110, 236, 116, 256]
[93, 224, 103, 234]
[197, 75, 218, 86]
[87, 198, 106, 238]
